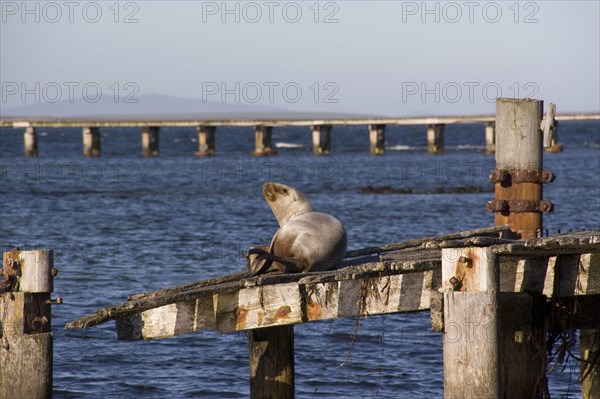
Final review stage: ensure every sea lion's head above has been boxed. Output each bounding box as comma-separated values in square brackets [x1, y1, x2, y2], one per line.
[263, 182, 314, 226]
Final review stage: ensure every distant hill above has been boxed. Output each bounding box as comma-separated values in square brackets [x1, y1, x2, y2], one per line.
[0, 94, 381, 120]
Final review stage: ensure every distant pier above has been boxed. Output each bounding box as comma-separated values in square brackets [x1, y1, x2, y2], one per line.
[1, 113, 598, 157]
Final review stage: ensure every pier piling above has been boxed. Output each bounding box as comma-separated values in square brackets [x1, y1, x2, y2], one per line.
[427, 124, 444, 154]
[196, 126, 216, 156]
[248, 325, 294, 399]
[82, 127, 101, 157]
[1, 249, 56, 399]
[485, 122, 496, 154]
[489, 98, 551, 397]
[311, 125, 331, 155]
[492, 98, 549, 239]
[141, 126, 159, 157]
[581, 327, 600, 399]
[369, 124, 385, 155]
[442, 246, 501, 398]
[23, 127, 38, 157]
[252, 126, 276, 156]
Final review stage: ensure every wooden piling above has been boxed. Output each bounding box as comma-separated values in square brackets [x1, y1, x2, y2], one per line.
[491, 98, 548, 397]
[442, 246, 501, 398]
[427, 124, 444, 154]
[141, 126, 159, 157]
[252, 126, 276, 156]
[485, 122, 495, 154]
[1, 249, 55, 399]
[24, 127, 38, 157]
[311, 125, 331, 155]
[196, 126, 216, 156]
[493, 98, 545, 239]
[581, 328, 600, 399]
[248, 325, 294, 399]
[369, 124, 385, 155]
[82, 127, 101, 157]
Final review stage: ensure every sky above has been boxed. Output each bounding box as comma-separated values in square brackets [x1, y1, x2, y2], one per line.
[1, 0, 599, 117]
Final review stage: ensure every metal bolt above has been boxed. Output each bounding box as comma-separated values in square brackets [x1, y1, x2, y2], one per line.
[449, 276, 462, 291]
[51, 267, 59, 277]
[458, 256, 473, 268]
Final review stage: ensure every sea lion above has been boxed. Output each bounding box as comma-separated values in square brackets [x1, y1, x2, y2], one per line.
[249, 182, 347, 275]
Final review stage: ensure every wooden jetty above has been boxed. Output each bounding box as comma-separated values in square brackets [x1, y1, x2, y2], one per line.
[2, 98, 599, 398]
[1, 112, 598, 157]
[65, 229, 600, 399]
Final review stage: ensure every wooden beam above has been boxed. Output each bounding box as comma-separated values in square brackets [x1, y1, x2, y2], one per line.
[75, 248, 598, 339]
[115, 269, 435, 339]
[491, 231, 600, 256]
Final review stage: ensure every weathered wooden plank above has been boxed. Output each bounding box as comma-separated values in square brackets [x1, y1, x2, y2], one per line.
[116, 296, 216, 340]
[345, 225, 510, 258]
[67, 255, 440, 330]
[82, 250, 598, 340]
[491, 231, 600, 255]
[499, 253, 600, 296]
[114, 269, 434, 339]
[216, 283, 302, 332]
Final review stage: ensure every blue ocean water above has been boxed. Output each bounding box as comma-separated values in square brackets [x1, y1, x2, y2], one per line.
[0, 121, 599, 398]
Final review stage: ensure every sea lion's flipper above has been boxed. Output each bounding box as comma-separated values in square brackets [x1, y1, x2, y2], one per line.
[249, 252, 274, 276]
[249, 252, 304, 275]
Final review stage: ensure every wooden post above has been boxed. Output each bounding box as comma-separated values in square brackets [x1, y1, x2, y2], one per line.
[82, 127, 101, 157]
[485, 122, 496, 154]
[248, 325, 294, 399]
[141, 126, 159, 157]
[24, 127, 38, 157]
[311, 125, 331, 155]
[196, 126, 216, 156]
[581, 328, 600, 398]
[493, 98, 544, 239]
[442, 246, 501, 398]
[498, 292, 546, 397]
[369, 124, 385, 155]
[492, 98, 548, 398]
[427, 124, 444, 154]
[1, 249, 55, 399]
[252, 126, 276, 156]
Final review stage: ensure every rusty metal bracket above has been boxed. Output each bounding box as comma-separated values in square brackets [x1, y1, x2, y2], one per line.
[489, 170, 556, 184]
[487, 200, 554, 213]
